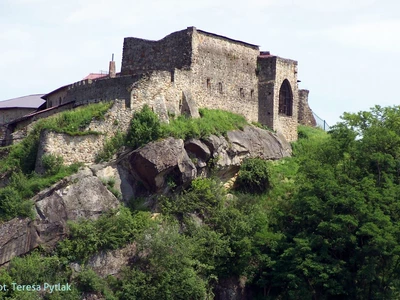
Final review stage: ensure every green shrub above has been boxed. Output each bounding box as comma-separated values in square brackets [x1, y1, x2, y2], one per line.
[0, 252, 80, 299]
[161, 178, 225, 217]
[126, 105, 162, 148]
[57, 208, 153, 262]
[0, 186, 32, 220]
[76, 268, 116, 299]
[95, 131, 126, 162]
[114, 223, 209, 300]
[101, 177, 122, 200]
[235, 158, 270, 194]
[42, 154, 64, 175]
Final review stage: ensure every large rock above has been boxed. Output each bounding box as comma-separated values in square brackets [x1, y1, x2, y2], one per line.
[0, 168, 120, 265]
[0, 218, 40, 265]
[202, 126, 291, 180]
[124, 137, 196, 192]
[86, 243, 137, 278]
[184, 139, 211, 162]
[226, 126, 291, 159]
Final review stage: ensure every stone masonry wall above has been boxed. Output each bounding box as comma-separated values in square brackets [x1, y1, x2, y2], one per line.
[63, 76, 136, 106]
[35, 100, 134, 170]
[258, 56, 299, 141]
[0, 108, 35, 124]
[257, 56, 277, 129]
[130, 71, 185, 122]
[274, 57, 299, 142]
[47, 88, 68, 108]
[189, 29, 260, 123]
[298, 89, 316, 127]
[121, 28, 193, 75]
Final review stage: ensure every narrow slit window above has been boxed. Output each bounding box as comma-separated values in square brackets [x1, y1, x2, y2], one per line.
[207, 78, 211, 90]
[218, 82, 223, 93]
[240, 88, 245, 98]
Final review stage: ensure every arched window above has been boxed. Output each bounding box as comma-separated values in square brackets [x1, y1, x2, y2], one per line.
[279, 79, 293, 116]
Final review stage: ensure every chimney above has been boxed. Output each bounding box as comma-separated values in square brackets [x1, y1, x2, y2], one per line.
[109, 53, 116, 78]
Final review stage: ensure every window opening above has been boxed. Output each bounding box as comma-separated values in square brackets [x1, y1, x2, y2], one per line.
[278, 79, 293, 116]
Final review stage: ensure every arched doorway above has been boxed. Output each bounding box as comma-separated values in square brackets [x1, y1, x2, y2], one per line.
[278, 79, 293, 116]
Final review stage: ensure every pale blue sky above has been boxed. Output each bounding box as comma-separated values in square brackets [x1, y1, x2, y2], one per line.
[1, 0, 399, 126]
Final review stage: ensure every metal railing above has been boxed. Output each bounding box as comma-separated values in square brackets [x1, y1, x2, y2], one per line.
[312, 111, 330, 131]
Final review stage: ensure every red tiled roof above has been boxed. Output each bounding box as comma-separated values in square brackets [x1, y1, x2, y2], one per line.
[83, 73, 108, 80]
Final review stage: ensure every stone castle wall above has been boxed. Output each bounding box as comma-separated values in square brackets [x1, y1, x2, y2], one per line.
[274, 57, 299, 142]
[298, 89, 316, 127]
[63, 76, 137, 106]
[121, 28, 193, 75]
[46, 88, 68, 108]
[0, 108, 36, 125]
[120, 27, 261, 124]
[35, 100, 134, 170]
[189, 30, 260, 123]
[257, 56, 299, 141]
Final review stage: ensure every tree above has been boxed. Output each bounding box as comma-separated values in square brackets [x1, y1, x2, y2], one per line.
[256, 106, 400, 299]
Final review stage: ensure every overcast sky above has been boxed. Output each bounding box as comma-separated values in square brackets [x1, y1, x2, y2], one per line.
[1, 0, 399, 126]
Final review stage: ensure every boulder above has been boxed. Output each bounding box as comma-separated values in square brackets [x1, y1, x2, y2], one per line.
[202, 126, 291, 180]
[124, 137, 196, 192]
[0, 168, 120, 265]
[0, 218, 39, 265]
[184, 139, 211, 161]
[86, 243, 137, 277]
[226, 126, 291, 159]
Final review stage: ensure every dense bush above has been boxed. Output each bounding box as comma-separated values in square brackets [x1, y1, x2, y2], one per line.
[126, 105, 162, 149]
[235, 158, 270, 194]
[113, 224, 210, 300]
[41, 154, 64, 175]
[0, 252, 80, 299]
[57, 208, 154, 262]
[161, 178, 225, 218]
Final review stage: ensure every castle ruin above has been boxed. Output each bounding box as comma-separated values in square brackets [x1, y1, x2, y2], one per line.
[3, 27, 315, 145]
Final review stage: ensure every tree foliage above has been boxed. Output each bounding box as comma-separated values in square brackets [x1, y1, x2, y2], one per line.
[255, 105, 400, 299]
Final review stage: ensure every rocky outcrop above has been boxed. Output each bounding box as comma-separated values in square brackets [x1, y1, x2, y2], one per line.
[0, 125, 291, 266]
[0, 168, 120, 266]
[70, 243, 137, 278]
[123, 137, 197, 193]
[121, 125, 291, 192]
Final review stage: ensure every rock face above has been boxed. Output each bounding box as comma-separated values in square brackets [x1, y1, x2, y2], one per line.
[122, 125, 291, 192]
[124, 137, 197, 193]
[0, 168, 120, 266]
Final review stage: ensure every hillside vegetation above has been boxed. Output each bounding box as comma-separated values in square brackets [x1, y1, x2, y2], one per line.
[0, 102, 113, 221]
[2, 104, 400, 299]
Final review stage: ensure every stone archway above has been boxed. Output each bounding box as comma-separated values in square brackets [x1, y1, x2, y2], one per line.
[278, 79, 293, 116]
